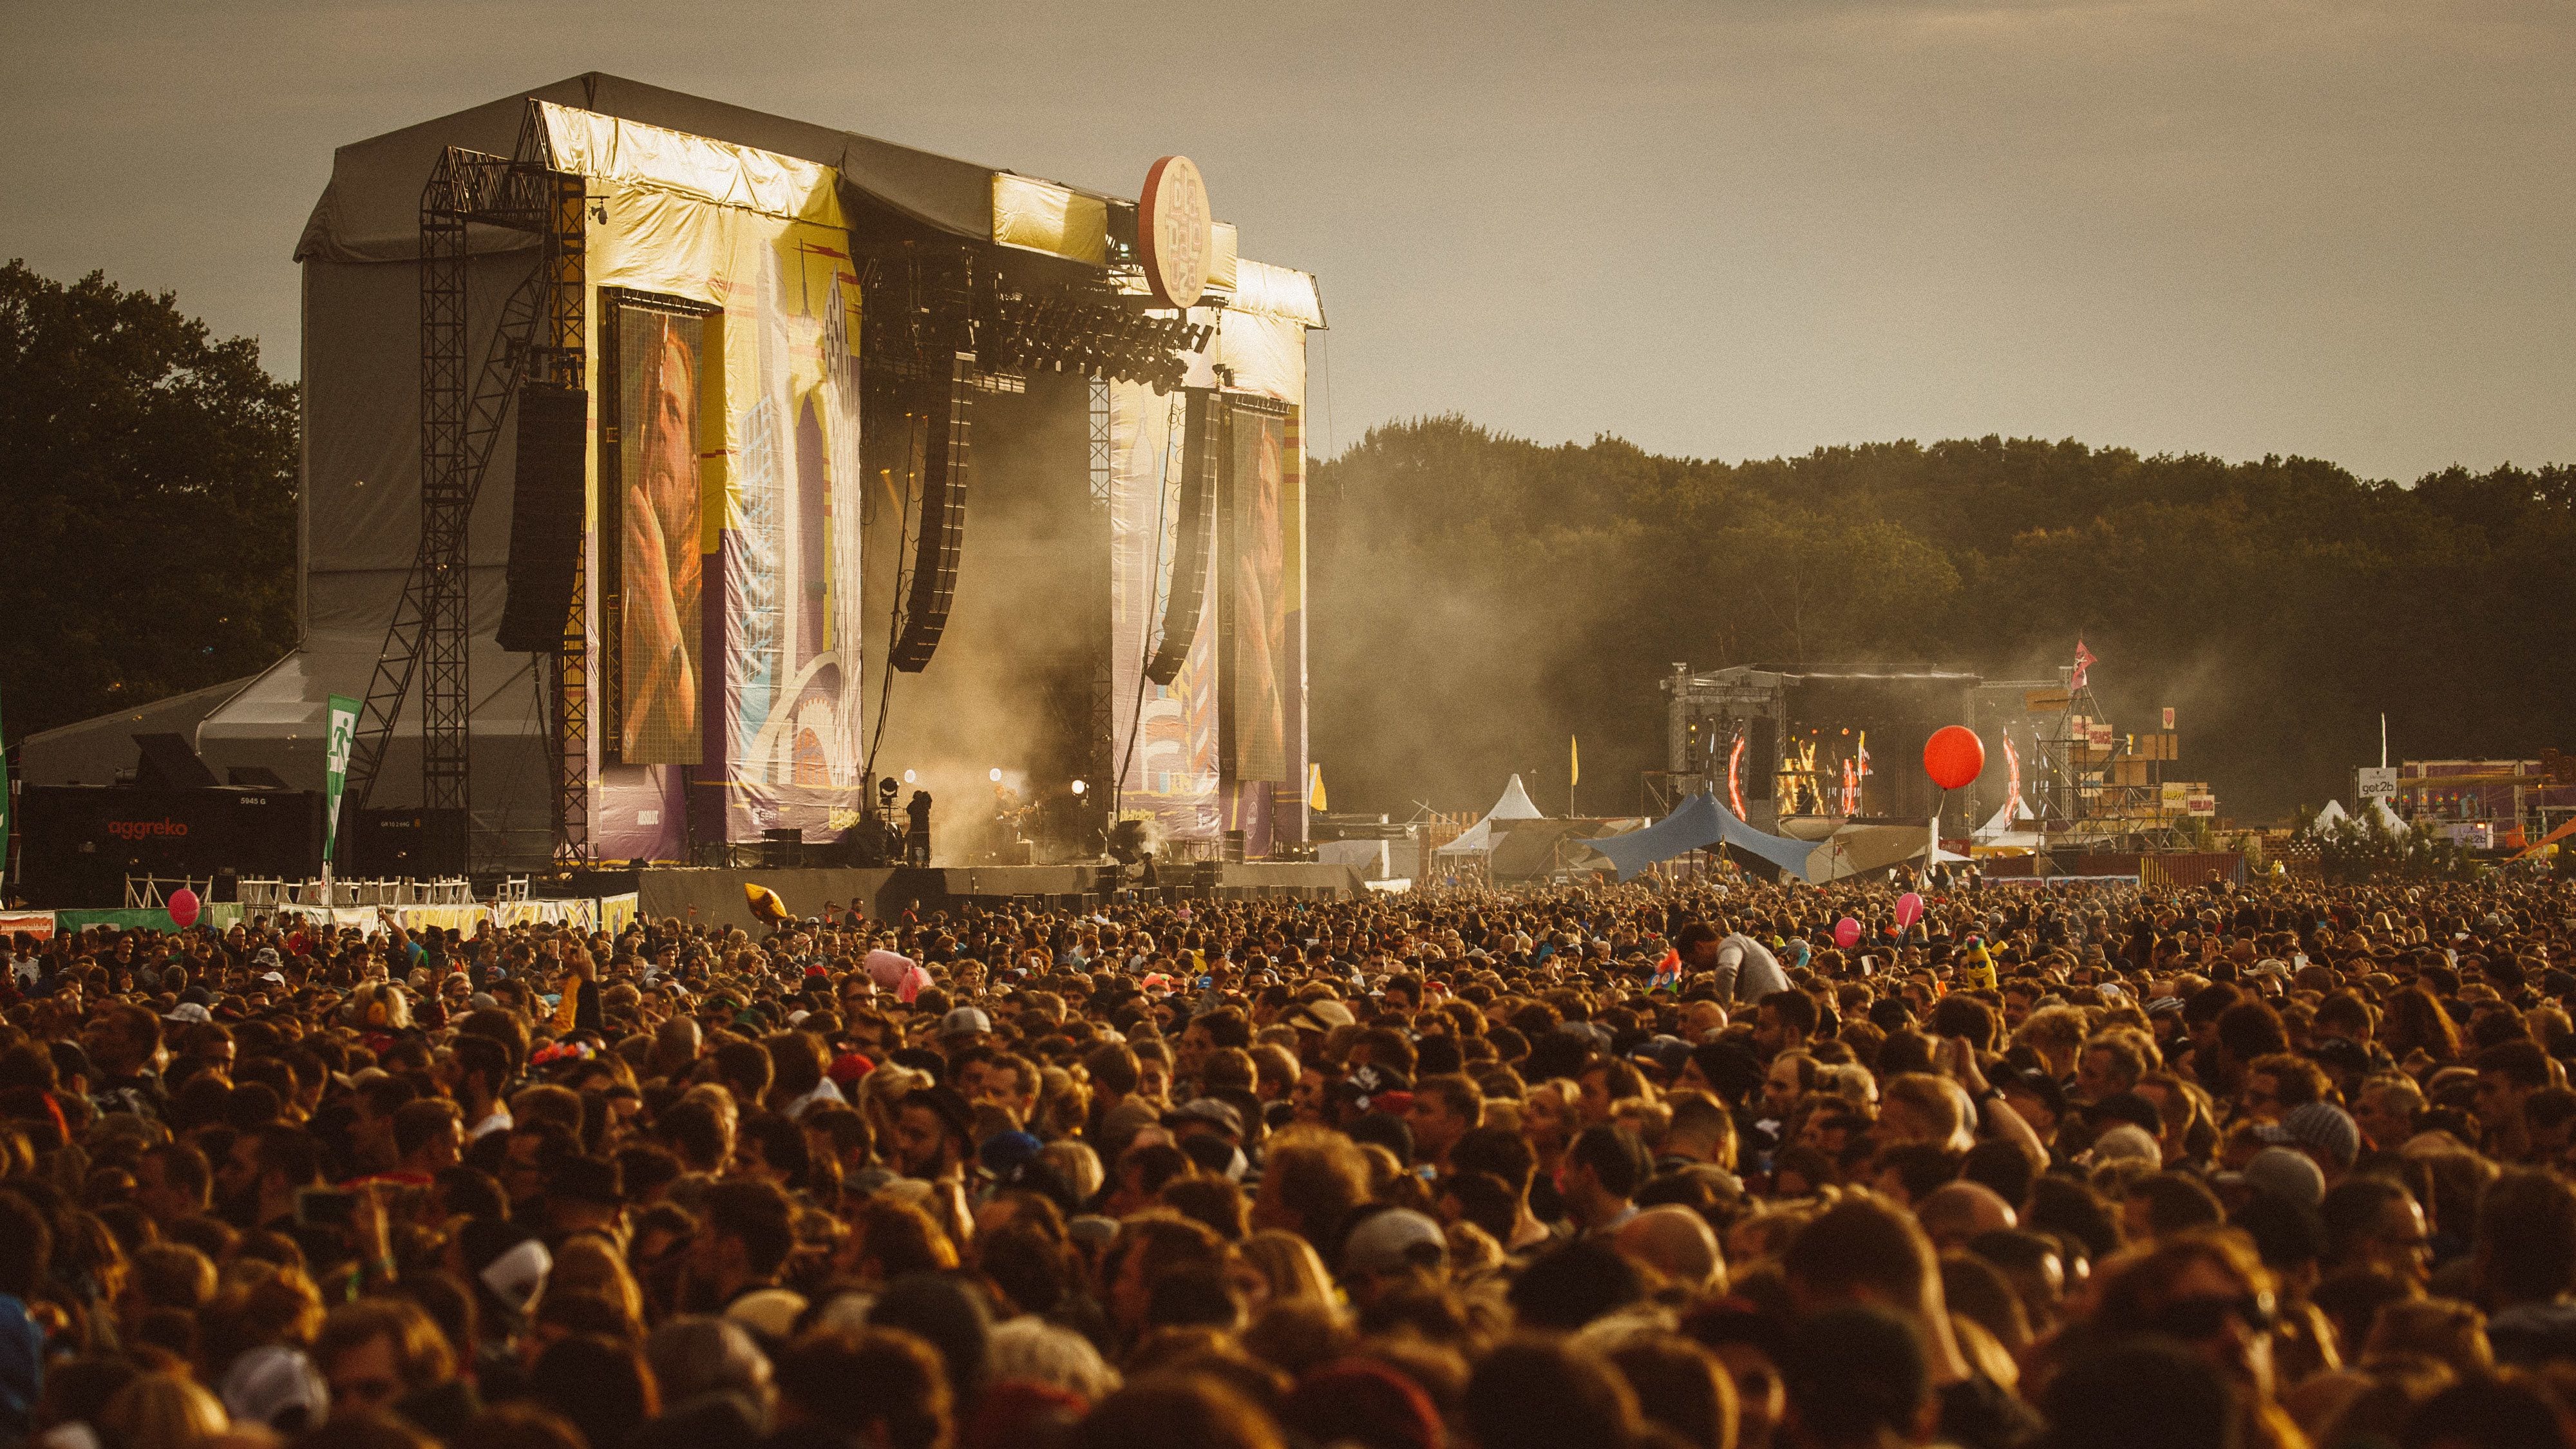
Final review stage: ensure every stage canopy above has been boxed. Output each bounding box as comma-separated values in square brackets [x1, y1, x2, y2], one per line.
[1589, 788, 1938, 884]
[1437, 775, 1546, 857]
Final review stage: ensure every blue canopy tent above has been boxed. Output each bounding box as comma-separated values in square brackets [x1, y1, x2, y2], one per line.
[1589, 790, 1817, 882]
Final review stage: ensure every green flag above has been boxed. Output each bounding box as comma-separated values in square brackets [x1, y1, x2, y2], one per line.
[323, 694, 360, 875]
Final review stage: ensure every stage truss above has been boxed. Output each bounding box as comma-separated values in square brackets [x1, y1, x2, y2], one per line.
[342, 109, 589, 871]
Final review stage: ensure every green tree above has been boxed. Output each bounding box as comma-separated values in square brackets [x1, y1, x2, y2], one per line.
[1310, 418, 2575, 822]
[0, 261, 299, 749]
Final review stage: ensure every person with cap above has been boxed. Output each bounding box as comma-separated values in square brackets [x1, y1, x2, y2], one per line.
[1338, 1205, 1448, 1310]
[940, 1005, 994, 1054]
[220, 1343, 328, 1435]
[2253, 1102, 2362, 1187]
[543, 1154, 626, 1242]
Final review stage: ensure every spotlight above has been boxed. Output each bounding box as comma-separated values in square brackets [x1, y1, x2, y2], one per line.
[902, 770, 917, 784]
[1071, 780, 1087, 796]
[989, 768, 1003, 782]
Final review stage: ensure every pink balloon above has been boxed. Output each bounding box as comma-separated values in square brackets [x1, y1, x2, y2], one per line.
[1833, 916, 1861, 949]
[167, 888, 201, 928]
[1895, 892, 1924, 929]
[864, 949, 928, 1003]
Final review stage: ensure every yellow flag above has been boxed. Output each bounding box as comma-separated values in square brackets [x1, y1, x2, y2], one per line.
[1307, 762, 1327, 811]
[1571, 735, 1580, 788]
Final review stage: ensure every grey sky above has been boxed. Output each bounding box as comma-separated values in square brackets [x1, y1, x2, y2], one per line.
[4, 0, 2568, 481]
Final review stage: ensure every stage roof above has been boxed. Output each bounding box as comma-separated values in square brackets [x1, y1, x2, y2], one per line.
[296, 74, 1321, 328]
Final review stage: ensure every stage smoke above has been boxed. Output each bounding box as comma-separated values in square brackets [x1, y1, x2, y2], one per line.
[1107, 816, 1168, 864]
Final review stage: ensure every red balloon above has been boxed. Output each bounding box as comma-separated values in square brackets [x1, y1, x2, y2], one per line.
[167, 887, 201, 928]
[1922, 726, 1985, 791]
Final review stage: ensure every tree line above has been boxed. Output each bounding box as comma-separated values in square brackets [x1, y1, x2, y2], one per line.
[1309, 417, 2575, 824]
[0, 262, 299, 752]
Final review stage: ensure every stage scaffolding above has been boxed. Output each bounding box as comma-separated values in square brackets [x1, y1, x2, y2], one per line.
[343, 113, 589, 872]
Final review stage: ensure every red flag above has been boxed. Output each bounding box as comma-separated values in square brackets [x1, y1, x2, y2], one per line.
[2071, 637, 2098, 690]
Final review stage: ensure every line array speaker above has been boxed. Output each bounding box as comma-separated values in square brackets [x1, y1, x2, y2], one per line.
[497, 383, 590, 653]
[1144, 388, 1220, 686]
[888, 353, 974, 673]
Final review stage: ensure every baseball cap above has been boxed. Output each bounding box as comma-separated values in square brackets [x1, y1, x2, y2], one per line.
[2223, 1146, 2327, 1209]
[724, 1287, 809, 1341]
[1341, 1208, 1448, 1278]
[2257, 1102, 2362, 1171]
[1162, 1097, 1246, 1139]
[219, 1345, 328, 1434]
[1287, 999, 1356, 1032]
[978, 1130, 1044, 1177]
[549, 1155, 624, 1207]
[1331, 1063, 1412, 1114]
[2088, 1124, 2163, 1168]
[2081, 1091, 2163, 1137]
[477, 1236, 553, 1316]
[940, 1006, 993, 1038]
[1630, 1037, 1691, 1077]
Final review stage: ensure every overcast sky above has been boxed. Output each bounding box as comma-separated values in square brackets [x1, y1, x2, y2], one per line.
[4, 0, 2568, 481]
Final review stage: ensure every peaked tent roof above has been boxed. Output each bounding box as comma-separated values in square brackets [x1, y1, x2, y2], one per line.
[1974, 795, 2036, 842]
[1588, 791, 1725, 881]
[1586, 789, 1824, 882]
[1436, 775, 1548, 856]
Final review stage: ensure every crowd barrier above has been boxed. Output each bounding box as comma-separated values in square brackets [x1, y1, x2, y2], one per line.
[0, 894, 639, 942]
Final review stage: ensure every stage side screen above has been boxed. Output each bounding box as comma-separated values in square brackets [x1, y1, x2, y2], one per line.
[585, 149, 867, 857]
[1229, 408, 1291, 787]
[611, 298, 708, 767]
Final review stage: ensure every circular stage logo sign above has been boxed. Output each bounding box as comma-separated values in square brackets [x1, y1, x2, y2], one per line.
[1139, 155, 1211, 309]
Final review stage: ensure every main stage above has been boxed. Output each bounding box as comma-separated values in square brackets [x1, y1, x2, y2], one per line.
[611, 860, 1365, 928]
[20, 73, 1327, 886]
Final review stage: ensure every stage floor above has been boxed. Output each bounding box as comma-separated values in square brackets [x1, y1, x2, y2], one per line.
[623, 861, 1365, 930]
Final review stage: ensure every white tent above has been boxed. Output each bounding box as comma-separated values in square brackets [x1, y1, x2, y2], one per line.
[2311, 800, 2350, 829]
[2367, 798, 2411, 837]
[1973, 794, 2039, 848]
[1436, 774, 1546, 856]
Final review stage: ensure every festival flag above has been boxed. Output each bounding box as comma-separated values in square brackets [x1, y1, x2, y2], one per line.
[1307, 762, 1328, 811]
[322, 694, 360, 881]
[2070, 638, 2098, 690]
[1651, 946, 1682, 991]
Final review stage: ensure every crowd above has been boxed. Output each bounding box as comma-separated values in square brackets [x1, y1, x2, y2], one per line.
[0, 869, 2569, 1449]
